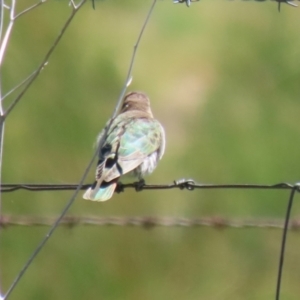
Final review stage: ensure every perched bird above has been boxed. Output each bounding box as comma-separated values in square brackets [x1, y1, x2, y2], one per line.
[83, 91, 165, 201]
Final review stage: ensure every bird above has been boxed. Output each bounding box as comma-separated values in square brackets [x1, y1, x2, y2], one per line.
[83, 91, 165, 201]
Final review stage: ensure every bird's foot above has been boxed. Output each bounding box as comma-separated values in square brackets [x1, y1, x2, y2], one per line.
[135, 179, 145, 192]
[115, 182, 125, 194]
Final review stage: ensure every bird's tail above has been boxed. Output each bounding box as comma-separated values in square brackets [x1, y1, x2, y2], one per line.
[83, 179, 117, 201]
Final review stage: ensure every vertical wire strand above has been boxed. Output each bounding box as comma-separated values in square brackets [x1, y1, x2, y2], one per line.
[0, 1, 14, 298]
[275, 186, 298, 300]
[113, 0, 157, 117]
[0, 0, 3, 295]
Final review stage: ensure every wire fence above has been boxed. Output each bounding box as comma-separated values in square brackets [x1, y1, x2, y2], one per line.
[2, 181, 299, 231]
[0, 0, 299, 300]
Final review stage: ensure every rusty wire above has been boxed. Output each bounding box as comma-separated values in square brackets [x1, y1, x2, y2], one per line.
[1, 215, 300, 230]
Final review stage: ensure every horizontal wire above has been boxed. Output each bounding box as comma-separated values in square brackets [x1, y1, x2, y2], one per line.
[0, 180, 298, 193]
[1, 215, 300, 229]
[172, 0, 299, 11]
[172, 0, 300, 2]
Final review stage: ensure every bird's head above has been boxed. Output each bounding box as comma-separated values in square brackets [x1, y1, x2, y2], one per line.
[120, 91, 153, 116]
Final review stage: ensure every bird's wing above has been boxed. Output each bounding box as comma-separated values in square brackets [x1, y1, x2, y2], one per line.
[99, 117, 163, 182]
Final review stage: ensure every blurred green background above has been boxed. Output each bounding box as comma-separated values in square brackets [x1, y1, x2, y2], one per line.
[2, 0, 300, 299]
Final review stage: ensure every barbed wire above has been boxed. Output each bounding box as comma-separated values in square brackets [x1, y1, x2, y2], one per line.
[1, 180, 299, 193]
[172, 0, 299, 2]
[2, 215, 300, 229]
[90, 0, 299, 11]
[172, 0, 298, 11]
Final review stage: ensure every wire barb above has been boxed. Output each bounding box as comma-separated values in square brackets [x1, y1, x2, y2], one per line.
[174, 178, 195, 190]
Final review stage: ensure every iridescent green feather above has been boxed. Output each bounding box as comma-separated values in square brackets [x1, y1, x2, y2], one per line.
[103, 113, 162, 182]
